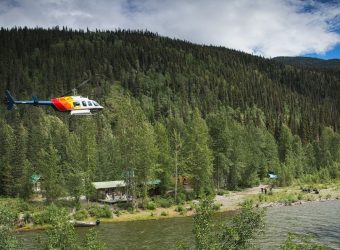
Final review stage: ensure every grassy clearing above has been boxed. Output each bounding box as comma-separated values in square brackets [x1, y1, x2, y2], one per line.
[244, 181, 340, 206]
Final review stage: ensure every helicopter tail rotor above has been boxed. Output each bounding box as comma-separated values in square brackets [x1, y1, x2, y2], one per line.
[5, 90, 16, 110]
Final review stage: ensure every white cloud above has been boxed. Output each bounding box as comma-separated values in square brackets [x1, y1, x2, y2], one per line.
[0, 0, 339, 57]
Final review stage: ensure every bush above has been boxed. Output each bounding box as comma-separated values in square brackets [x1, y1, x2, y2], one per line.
[114, 210, 121, 217]
[156, 198, 173, 208]
[212, 203, 221, 211]
[146, 201, 156, 210]
[258, 194, 265, 202]
[0, 198, 30, 215]
[117, 202, 133, 210]
[87, 205, 112, 218]
[175, 205, 185, 212]
[32, 212, 48, 225]
[281, 233, 326, 249]
[23, 211, 32, 224]
[161, 211, 168, 216]
[32, 204, 60, 225]
[176, 192, 186, 205]
[185, 192, 196, 201]
[74, 209, 88, 221]
[284, 194, 298, 206]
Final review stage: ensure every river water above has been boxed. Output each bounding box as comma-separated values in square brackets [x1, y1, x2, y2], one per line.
[17, 200, 340, 249]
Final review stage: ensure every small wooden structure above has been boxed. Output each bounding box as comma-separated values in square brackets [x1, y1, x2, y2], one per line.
[31, 174, 41, 192]
[92, 179, 161, 203]
[92, 181, 128, 203]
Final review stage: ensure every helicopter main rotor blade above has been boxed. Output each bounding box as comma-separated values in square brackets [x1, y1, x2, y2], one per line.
[62, 78, 91, 96]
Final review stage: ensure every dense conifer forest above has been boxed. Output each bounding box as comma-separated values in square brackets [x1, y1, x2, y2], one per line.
[0, 27, 339, 200]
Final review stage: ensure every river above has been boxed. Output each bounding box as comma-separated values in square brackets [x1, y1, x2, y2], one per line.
[17, 200, 340, 249]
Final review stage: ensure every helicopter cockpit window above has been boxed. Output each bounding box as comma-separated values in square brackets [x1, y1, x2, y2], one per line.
[82, 101, 87, 106]
[93, 101, 99, 106]
[88, 101, 93, 106]
[73, 102, 80, 107]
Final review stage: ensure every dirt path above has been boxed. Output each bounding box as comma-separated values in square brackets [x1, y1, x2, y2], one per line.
[215, 184, 268, 210]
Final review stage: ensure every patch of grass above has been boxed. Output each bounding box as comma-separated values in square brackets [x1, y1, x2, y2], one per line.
[160, 211, 168, 216]
[297, 193, 304, 201]
[284, 194, 298, 206]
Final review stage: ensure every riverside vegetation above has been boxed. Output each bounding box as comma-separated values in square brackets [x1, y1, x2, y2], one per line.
[0, 27, 339, 248]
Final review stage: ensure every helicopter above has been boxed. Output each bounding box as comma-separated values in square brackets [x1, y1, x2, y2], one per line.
[4, 90, 103, 115]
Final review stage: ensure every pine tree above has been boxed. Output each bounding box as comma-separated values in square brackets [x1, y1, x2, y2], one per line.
[12, 122, 28, 196]
[154, 122, 172, 194]
[37, 143, 63, 203]
[186, 109, 213, 196]
[0, 122, 15, 196]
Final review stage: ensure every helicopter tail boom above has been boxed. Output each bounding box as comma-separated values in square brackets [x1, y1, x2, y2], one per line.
[5, 90, 53, 110]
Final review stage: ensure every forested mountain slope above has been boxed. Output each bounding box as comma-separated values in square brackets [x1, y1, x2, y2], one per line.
[0, 27, 339, 200]
[273, 56, 340, 70]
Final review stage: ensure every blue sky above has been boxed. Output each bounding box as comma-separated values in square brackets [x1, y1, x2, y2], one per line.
[305, 44, 340, 59]
[0, 0, 339, 59]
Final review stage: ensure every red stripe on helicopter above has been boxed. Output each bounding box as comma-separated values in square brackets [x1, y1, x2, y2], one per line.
[59, 97, 73, 110]
[51, 98, 67, 111]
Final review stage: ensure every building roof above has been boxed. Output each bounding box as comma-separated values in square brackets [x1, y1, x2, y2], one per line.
[31, 174, 41, 184]
[92, 181, 126, 189]
[92, 179, 161, 189]
[147, 179, 161, 185]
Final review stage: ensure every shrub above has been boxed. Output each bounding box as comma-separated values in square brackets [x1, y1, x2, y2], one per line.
[281, 233, 326, 249]
[176, 192, 186, 205]
[87, 205, 112, 218]
[117, 202, 133, 210]
[175, 205, 185, 212]
[74, 209, 88, 221]
[161, 211, 168, 216]
[23, 211, 32, 224]
[114, 210, 121, 217]
[258, 194, 265, 202]
[32, 204, 60, 225]
[32, 212, 48, 225]
[185, 192, 196, 201]
[146, 201, 156, 210]
[212, 203, 221, 211]
[284, 194, 298, 206]
[156, 198, 173, 208]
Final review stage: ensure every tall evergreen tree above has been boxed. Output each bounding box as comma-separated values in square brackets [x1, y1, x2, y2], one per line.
[186, 109, 213, 196]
